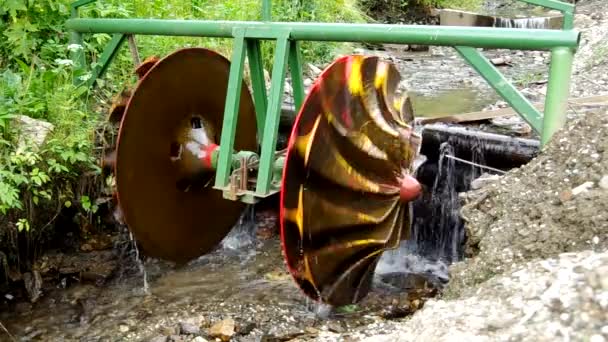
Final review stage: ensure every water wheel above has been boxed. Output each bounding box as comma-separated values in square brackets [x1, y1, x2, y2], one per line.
[102, 48, 257, 264]
[279, 55, 423, 306]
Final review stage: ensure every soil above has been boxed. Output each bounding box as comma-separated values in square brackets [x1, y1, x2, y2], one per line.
[447, 107, 608, 298]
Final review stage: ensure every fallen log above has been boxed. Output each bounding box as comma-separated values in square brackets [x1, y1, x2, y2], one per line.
[420, 123, 540, 169]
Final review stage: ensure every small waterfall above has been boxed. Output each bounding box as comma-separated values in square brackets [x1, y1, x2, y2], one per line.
[494, 16, 550, 29]
[426, 142, 461, 263]
[374, 133, 491, 292]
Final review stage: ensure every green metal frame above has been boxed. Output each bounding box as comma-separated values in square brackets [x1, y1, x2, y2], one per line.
[67, 0, 579, 203]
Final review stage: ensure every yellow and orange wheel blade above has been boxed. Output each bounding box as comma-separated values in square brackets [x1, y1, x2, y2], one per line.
[114, 48, 257, 264]
[280, 55, 422, 306]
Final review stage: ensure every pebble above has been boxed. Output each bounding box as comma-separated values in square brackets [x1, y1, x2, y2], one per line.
[119, 325, 130, 333]
[148, 336, 167, 342]
[572, 181, 594, 196]
[208, 318, 236, 342]
[590, 335, 606, 342]
[599, 175, 608, 190]
[180, 322, 201, 335]
[192, 337, 208, 342]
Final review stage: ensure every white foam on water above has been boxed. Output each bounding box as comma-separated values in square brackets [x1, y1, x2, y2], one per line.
[376, 242, 449, 282]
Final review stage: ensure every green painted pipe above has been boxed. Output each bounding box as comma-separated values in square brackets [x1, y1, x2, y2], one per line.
[261, 0, 271, 21]
[541, 46, 574, 146]
[65, 18, 580, 50]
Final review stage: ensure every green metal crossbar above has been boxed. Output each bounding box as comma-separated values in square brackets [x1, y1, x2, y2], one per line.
[67, 0, 580, 202]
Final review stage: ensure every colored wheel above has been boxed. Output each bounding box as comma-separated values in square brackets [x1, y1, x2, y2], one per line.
[280, 55, 423, 306]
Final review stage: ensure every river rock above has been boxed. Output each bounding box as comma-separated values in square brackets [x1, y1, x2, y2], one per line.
[599, 175, 608, 190]
[179, 321, 201, 335]
[470, 173, 501, 190]
[13, 115, 54, 151]
[208, 318, 236, 342]
[148, 336, 167, 342]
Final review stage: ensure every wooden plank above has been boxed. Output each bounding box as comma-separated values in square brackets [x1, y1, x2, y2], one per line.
[418, 95, 608, 125]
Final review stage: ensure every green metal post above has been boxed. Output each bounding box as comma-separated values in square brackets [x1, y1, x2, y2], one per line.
[69, 6, 87, 84]
[455, 46, 543, 133]
[246, 39, 268, 141]
[288, 40, 305, 111]
[256, 33, 290, 195]
[520, 0, 575, 29]
[262, 0, 271, 21]
[541, 46, 574, 146]
[86, 33, 126, 87]
[520, 0, 574, 13]
[215, 29, 247, 190]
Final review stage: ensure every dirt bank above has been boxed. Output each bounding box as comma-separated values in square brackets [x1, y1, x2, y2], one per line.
[446, 107, 608, 297]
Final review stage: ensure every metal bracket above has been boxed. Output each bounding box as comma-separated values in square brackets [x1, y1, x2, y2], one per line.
[455, 46, 543, 133]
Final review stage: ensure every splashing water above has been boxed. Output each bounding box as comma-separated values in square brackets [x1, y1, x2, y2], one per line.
[128, 231, 149, 295]
[375, 134, 489, 292]
[218, 205, 258, 258]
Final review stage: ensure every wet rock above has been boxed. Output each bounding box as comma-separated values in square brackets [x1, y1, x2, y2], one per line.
[327, 321, 346, 333]
[180, 321, 201, 335]
[208, 318, 236, 342]
[470, 173, 501, 190]
[408, 45, 429, 52]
